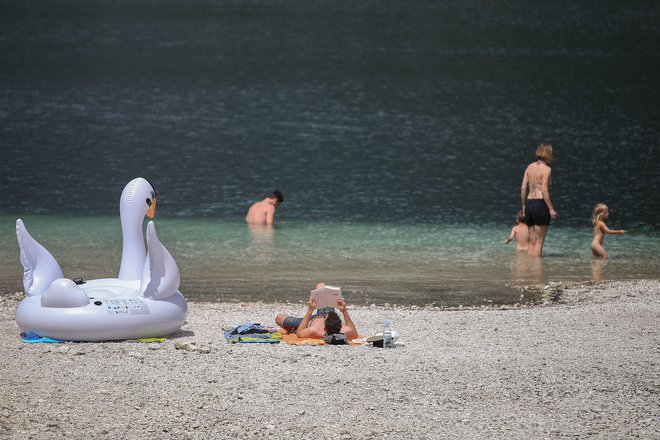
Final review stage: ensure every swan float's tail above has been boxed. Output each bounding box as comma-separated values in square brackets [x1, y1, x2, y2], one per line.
[140, 221, 180, 300]
[16, 219, 64, 297]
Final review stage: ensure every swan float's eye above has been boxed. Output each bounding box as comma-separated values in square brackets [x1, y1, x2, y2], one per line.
[145, 190, 157, 206]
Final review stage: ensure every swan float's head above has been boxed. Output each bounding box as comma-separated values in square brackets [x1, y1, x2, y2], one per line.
[120, 178, 157, 223]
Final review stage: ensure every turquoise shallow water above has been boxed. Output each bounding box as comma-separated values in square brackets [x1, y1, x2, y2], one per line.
[1, 215, 657, 306]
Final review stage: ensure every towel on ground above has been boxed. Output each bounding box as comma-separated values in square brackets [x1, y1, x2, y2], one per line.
[20, 332, 62, 343]
[279, 329, 365, 346]
[20, 332, 168, 343]
[223, 323, 282, 344]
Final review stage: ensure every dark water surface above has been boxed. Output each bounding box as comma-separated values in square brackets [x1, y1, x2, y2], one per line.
[1, 1, 659, 305]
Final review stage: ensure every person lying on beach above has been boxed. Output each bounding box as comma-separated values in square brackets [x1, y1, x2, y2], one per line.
[591, 203, 625, 258]
[275, 283, 358, 340]
[504, 210, 529, 251]
[245, 190, 284, 225]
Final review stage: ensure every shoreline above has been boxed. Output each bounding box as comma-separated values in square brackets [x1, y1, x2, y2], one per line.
[1, 279, 658, 439]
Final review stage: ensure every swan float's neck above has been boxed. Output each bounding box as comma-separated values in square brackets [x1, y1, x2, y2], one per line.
[118, 214, 146, 280]
[118, 179, 150, 280]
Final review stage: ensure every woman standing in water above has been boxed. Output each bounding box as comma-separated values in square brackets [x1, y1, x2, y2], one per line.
[520, 143, 557, 257]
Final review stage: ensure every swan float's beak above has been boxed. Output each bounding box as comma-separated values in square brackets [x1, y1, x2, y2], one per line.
[146, 197, 157, 218]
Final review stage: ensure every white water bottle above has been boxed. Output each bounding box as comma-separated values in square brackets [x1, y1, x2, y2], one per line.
[383, 321, 393, 348]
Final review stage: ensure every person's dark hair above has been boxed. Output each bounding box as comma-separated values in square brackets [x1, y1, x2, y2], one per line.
[269, 190, 284, 204]
[324, 311, 342, 335]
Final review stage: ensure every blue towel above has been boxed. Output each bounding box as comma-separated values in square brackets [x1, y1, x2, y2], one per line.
[20, 331, 65, 343]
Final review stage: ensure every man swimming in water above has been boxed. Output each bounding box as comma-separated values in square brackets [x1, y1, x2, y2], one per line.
[245, 190, 284, 225]
[275, 282, 358, 340]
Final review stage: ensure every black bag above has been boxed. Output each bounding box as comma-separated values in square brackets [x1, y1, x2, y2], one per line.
[323, 333, 348, 345]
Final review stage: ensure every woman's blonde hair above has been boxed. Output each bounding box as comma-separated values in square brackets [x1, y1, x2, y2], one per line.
[592, 203, 609, 224]
[536, 143, 554, 163]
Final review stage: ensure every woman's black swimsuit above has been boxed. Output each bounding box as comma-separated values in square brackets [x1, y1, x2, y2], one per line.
[524, 161, 551, 226]
[525, 199, 551, 226]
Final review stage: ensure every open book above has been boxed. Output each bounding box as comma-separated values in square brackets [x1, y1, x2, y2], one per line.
[311, 285, 343, 309]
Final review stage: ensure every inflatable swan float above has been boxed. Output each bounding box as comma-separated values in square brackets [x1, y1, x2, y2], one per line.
[15, 177, 187, 341]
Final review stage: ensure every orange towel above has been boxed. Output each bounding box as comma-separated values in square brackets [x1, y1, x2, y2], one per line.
[279, 329, 364, 346]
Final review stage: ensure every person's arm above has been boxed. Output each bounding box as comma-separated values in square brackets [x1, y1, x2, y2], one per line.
[521, 167, 529, 210]
[601, 222, 625, 235]
[504, 227, 515, 244]
[295, 297, 318, 338]
[541, 168, 557, 219]
[337, 299, 358, 340]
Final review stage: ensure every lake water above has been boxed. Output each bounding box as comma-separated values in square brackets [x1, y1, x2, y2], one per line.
[1, 1, 658, 306]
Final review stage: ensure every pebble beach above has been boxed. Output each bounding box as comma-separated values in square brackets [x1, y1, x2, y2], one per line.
[1, 279, 658, 439]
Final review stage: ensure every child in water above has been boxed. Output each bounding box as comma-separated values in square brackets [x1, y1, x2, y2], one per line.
[591, 203, 625, 258]
[504, 210, 529, 251]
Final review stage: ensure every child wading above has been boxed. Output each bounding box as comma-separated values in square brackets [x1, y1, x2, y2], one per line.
[504, 210, 529, 251]
[591, 203, 625, 258]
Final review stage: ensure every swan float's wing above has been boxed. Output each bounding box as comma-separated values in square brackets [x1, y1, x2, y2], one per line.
[40, 278, 90, 307]
[16, 219, 64, 297]
[140, 221, 180, 300]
